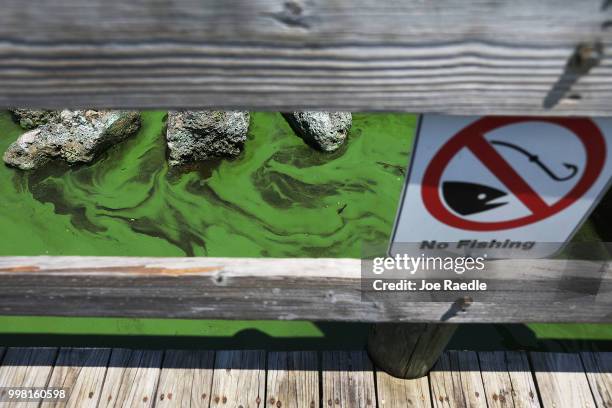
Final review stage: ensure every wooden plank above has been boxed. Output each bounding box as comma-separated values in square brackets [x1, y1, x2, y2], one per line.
[44, 348, 111, 408]
[530, 352, 596, 408]
[0, 347, 58, 408]
[209, 350, 265, 408]
[0, 1, 610, 113]
[0, 256, 611, 322]
[430, 351, 487, 408]
[321, 351, 375, 408]
[266, 351, 319, 408]
[98, 349, 163, 408]
[506, 352, 541, 408]
[155, 350, 215, 408]
[478, 351, 540, 408]
[376, 368, 431, 408]
[580, 352, 612, 408]
[478, 352, 515, 408]
[2, 0, 608, 44]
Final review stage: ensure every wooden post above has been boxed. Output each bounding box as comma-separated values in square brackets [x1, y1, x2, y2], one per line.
[367, 323, 457, 379]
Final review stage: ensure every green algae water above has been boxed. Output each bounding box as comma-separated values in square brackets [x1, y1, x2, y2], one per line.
[0, 111, 411, 257]
[0, 111, 611, 349]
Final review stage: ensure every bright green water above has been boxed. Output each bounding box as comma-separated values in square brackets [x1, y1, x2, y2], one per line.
[0, 111, 410, 257]
[0, 111, 610, 348]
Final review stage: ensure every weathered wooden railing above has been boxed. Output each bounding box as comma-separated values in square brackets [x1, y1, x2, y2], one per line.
[1, 256, 610, 322]
[0, 0, 610, 114]
[1, 256, 610, 378]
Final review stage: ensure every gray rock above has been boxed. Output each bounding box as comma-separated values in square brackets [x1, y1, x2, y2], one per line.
[3, 110, 141, 170]
[165, 110, 249, 166]
[283, 111, 351, 152]
[10, 109, 59, 129]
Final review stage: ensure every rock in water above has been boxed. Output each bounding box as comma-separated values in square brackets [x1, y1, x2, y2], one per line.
[165, 110, 249, 166]
[10, 109, 59, 129]
[283, 111, 351, 152]
[3, 110, 141, 170]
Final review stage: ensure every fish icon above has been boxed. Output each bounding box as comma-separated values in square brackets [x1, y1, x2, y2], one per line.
[442, 181, 508, 215]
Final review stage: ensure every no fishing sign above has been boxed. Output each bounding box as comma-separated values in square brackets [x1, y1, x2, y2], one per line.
[391, 115, 612, 257]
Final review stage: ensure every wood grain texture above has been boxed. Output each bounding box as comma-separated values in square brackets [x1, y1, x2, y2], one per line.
[580, 352, 612, 408]
[479, 351, 540, 408]
[45, 348, 112, 408]
[0, 256, 610, 323]
[0, 0, 611, 113]
[530, 352, 595, 408]
[478, 351, 516, 408]
[266, 351, 319, 408]
[430, 351, 487, 408]
[0, 347, 58, 408]
[209, 350, 266, 408]
[505, 352, 541, 408]
[97, 349, 163, 408]
[376, 368, 431, 408]
[321, 351, 375, 408]
[155, 350, 215, 408]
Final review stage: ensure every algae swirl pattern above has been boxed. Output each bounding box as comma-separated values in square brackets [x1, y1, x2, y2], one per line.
[0, 111, 415, 257]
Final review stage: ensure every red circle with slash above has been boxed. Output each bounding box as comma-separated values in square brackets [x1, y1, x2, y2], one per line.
[421, 117, 606, 231]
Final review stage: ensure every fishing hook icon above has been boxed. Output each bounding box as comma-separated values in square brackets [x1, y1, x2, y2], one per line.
[490, 140, 578, 181]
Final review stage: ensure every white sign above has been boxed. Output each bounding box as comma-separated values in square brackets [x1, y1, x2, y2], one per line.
[391, 115, 612, 258]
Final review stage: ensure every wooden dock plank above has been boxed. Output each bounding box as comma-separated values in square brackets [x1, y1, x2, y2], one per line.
[321, 351, 375, 408]
[530, 352, 595, 408]
[44, 348, 111, 408]
[0, 348, 609, 408]
[266, 351, 319, 408]
[505, 352, 541, 408]
[97, 349, 163, 408]
[155, 350, 215, 408]
[376, 368, 431, 407]
[478, 352, 514, 408]
[580, 352, 612, 408]
[0, 347, 58, 408]
[430, 351, 487, 408]
[479, 351, 540, 408]
[209, 350, 266, 408]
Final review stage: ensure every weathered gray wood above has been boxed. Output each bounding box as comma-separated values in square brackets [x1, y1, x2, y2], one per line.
[478, 352, 516, 408]
[266, 351, 319, 408]
[429, 351, 487, 408]
[530, 352, 596, 408]
[155, 350, 215, 408]
[368, 323, 457, 379]
[209, 350, 266, 408]
[479, 351, 541, 408]
[0, 347, 58, 408]
[321, 351, 376, 408]
[376, 367, 431, 408]
[506, 352, 542, 408]
[45, 348, 112, 408]
[1, 347, 611, 408]
[0, 0, 611, 114]
[98, 349, 163, 408]
[580, 352, 612, 408]
[0, 256, 610, 322]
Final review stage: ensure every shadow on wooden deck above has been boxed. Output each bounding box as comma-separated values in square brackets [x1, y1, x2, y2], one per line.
[0, 346, 610, 407]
